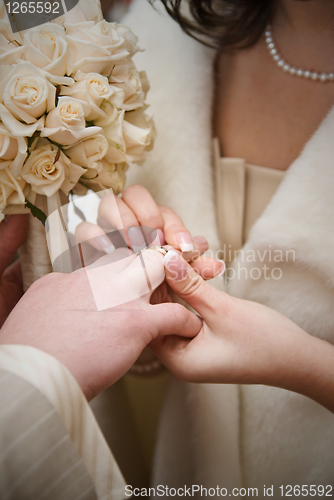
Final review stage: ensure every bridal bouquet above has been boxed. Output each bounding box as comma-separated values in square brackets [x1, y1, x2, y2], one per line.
[0, 0, 155, 223]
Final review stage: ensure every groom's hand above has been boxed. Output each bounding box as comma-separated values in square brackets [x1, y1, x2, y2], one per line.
[0, 248, 202, 400]
[0, 215, 28, 328]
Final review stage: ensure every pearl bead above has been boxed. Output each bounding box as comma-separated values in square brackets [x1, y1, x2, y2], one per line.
[265, 25, 333, 83]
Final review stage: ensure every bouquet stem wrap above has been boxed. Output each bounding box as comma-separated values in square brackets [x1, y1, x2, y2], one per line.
[18, 219, 52, 292]
[18, 193, 68, 291]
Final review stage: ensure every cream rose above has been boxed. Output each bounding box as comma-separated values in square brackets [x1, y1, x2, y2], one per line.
[0, 33, 27, 65]
[0, 62, 56, 125]
[81, 159, 128, 195]
[64, 134, 108, 169]
[41, 96, 101, 145]
[21, 139, 85, 197]
[110, 60, 148, 111]
[65, 20, 131, 75]
[61, 71, 113, 120]
[0, 122, 27, 177]
[113, 24, 142, 58]
[23, 25, 73, 77]
[95, 102, 155, 163]
[0, 166, 26, 211]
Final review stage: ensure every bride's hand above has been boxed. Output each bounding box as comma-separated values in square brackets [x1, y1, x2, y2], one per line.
[0, 248, 202, 401]
[0, 215, 28, 328]
[151, 252, 334, 413]
[75, 185, 225, 280]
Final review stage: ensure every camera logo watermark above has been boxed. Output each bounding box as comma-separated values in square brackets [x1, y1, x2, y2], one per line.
[45, 189, 164, 311]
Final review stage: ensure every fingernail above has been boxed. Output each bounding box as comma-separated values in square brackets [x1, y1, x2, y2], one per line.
[96, 234, 115, 254]
[163, 250, 188, 280]
[176, 232, 194, 252]
[216, 260, 226, 277]
[128, 226, 146, 253]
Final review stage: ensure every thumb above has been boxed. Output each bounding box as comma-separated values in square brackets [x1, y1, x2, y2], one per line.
[163, 251, 220, 319]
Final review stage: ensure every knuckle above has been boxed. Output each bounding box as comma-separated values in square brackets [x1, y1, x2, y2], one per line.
[158, 204, 173, 214]
[180, 273, 205, 297]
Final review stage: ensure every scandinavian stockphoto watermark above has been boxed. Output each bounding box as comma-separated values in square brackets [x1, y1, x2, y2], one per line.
[3, 0, 79, 32]
[214, 244, 296, 284]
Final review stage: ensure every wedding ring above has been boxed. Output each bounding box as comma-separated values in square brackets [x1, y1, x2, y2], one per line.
[148, 246, 168, 257]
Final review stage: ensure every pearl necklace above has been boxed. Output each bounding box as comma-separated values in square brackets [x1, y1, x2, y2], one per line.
[265, 25, 334, 83]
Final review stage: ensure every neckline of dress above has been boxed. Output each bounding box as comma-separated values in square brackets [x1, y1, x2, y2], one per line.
[212, 138, 286, 176]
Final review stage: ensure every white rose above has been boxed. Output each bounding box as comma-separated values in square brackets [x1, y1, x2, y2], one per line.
[21, 139, 85, 197]
[0, 122, 27, 176]
[0, 165, 26, 211]
[113, 24, 142, 58]
[0, 33, 27, 65]
[0, 62, 56, 125]
[23, 25, 73, 77]
[65, 20, 130, 75]
[110, 60, 148, 111]
[81, 159, 128, 195]
[61, 71, 113, 120]
[0, 62, 73, 137]
[64, 134, 108, 169]
[95, 102, 155, 163]
[41, 96, 101, 145]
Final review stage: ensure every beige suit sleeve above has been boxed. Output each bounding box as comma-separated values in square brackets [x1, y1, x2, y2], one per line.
[0, 345, 126, 500]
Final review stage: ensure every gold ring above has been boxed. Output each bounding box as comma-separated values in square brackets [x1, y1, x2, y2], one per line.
[148, 246, 168, 257]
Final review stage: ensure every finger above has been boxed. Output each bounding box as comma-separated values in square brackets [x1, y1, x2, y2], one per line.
[0, 215, 28, 276]
[182, 235, 209, 263]
[159, 205, 194, 252]
[159, 207, 210, 258]
[162, 251, 220, 320]
[122, 185, 164, 243]
[75, 221, 115, 253]
[150, 302, 203, 339]
[98, 194, 143, 246]
[190, 256, 225, 280]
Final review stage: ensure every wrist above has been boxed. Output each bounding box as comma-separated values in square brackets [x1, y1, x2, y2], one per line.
[270, 330, 334, 412]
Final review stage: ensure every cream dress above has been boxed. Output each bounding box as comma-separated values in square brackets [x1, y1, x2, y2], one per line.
[213, 138, 285, 260]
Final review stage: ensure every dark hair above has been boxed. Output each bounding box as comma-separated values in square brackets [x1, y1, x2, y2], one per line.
[155, 0, 274, 50]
